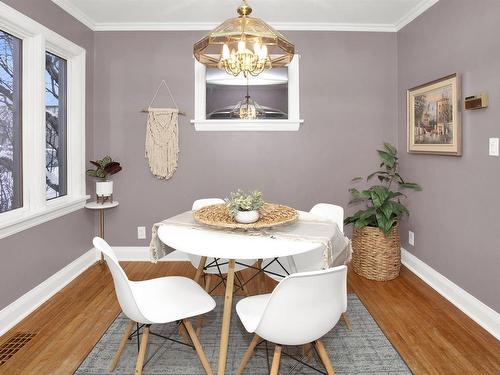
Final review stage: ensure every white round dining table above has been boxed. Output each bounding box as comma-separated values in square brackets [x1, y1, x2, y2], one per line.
[157, 214, 320, 375]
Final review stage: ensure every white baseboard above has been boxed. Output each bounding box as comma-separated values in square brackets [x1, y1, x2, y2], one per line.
[0, 248, 99, 336]
[401, 248, 500, 341]
[0, 247, 188, 337]
[111, 247, 189, 262]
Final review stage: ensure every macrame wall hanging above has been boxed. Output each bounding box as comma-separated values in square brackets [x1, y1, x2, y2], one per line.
[143, 80, 185, 180]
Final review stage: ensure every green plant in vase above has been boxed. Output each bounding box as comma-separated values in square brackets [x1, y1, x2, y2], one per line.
[344, 143, 421, 280]
[225, 190, 264, 224]
[86, 156, 122, 203]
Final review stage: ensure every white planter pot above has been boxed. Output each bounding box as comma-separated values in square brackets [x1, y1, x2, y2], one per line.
[234, 210, 260, 224]
[96, 180, 113, 197]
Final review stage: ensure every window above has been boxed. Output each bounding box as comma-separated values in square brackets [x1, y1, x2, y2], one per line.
[206, 67, 289, 120]
[0, 2, 87, 239]
[192, 56, 303, 131]
[0, 30, 22, 214]
[45, 52, 67, 200]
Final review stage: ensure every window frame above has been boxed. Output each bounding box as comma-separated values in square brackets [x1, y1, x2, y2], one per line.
[45, 51, 68, 200]
[191, 55, 303, 131]
[0, 2, 87, 239]
[0, 29, 23, 213]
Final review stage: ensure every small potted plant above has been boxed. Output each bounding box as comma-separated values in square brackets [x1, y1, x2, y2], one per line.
[225, 190, 264, 224]
[86, 156, 122, 202]
[344, 143, 421, 281]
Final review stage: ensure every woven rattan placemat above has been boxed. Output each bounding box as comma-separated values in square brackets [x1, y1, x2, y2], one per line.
[193, 203, 298, 230]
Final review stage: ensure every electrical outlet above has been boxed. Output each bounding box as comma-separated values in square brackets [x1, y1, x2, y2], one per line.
[137, 226, 146, 240]
[489, 138, 499, 156]
[408, 231, 415, 246]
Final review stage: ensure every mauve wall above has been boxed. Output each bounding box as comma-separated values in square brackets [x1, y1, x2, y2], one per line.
[397, 0, 500, 311]
[0, 0, 94, 309]
[93, 31, 397, 246]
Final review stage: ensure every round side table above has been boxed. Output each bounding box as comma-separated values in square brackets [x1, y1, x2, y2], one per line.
[85, 201, 119, 263]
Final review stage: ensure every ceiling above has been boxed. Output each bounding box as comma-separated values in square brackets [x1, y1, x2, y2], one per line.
[51, 0, 438, 32]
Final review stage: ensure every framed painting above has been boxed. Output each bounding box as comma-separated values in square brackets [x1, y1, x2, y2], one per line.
[407, 73, 461, 155]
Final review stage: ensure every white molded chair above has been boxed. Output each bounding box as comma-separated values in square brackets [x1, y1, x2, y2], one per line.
[261, 203, 352, 330]
[263, 203, 345, 278]
[93, 237, 215, 375]
[235, 266, 347, 375]
[310, 203, 344, 233]
[189, 198, 257, 296]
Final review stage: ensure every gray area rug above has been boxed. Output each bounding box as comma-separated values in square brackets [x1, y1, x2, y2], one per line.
[75, 294, 411, 374]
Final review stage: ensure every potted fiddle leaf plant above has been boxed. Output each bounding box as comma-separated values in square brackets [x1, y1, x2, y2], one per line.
[86, 156, 122, 202]
[344, 143, 421, 281]
[225, 190, 264, 224]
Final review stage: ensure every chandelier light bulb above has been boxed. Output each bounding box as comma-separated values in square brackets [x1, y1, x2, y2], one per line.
[259, 44, 268, 59]
[254, 41, 261, 54]
[222, 44, 230, 59]
[238, 40, 246, 53]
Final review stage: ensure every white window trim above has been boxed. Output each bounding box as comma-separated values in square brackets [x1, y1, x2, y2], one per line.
[191, 55, 304, 131]
[0, 2, 88, 240]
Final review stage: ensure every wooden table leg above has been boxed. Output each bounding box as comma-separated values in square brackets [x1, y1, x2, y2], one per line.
[217, 259, 235, 375]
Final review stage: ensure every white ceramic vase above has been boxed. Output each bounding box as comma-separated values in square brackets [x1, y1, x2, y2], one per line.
[235, 210, 260, 224]
[96, 180, 113, 197]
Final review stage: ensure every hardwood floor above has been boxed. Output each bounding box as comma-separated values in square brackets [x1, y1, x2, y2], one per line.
[0, 261, 498, 374]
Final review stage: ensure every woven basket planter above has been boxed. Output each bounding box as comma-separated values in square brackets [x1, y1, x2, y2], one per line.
[352, 222, 401, 281]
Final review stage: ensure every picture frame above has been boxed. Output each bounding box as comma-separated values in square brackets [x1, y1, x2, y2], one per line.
[407, 73, 461, 155]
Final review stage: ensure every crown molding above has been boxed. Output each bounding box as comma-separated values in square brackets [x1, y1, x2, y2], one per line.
[394, 0, 439, 31]
[52, 0, 438, 33]
[51, 0, 96, 30]
[93, 22, 397, 32]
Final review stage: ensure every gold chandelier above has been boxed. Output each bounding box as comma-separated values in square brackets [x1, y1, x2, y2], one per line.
[193, 0, 295, 77]
[232, 81, 265, 120]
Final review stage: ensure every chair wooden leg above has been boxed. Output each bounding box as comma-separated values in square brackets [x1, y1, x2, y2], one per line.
[109, 319, 135, 371]
[135, 325, 150, 375]
[341, 313, 352, 330]
[257, 259, 267, 294]
[183, 319, 214, 375]
[196, 274, 213, 336]
[314, 340, 335, 375]
[270, 345, 282, 375]
[194, 257, 208, 284]
[183, 258, 206, 342]
[236, 271, 250, 296]
[236, 334, 261, 375]
[204, 273, 213, 293]
[302, 343, 313, 363]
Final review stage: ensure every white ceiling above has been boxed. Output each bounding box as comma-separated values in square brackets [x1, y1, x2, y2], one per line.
[51, 0, 438, 32]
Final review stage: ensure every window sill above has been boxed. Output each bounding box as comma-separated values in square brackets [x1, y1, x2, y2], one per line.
[0, 195, 90, 240]
[191, 119, 304, 131]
